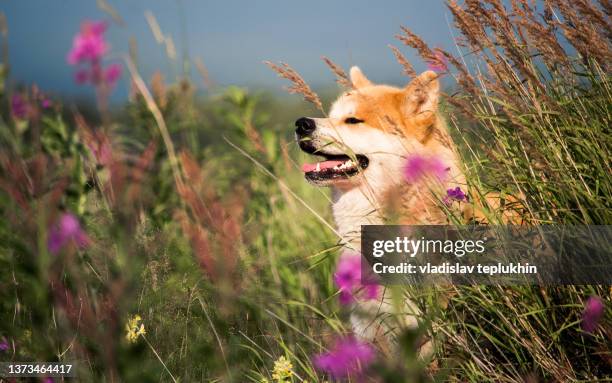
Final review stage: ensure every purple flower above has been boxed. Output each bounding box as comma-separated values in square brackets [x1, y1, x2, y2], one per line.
[67, 20, 108, 65]
[582, 296, 605, 333]
[43, 378, 54, 383]
[11, 94, 28, 120]
[104, 63, 122, 85]
[68, 20, 121, 91]
[444, 186, 468, 205]
[403, 154, 449, 183]
[0, 337, 9, 352]
[41, 98, 52, 109]
[426, 49, 448, 73]
[88, 20, 107, 36]
[334, 254, 361, 289]
[74, 69, 89, 84]
[47, 213, 90, 255]
[334, 252, 380, 305]
[313, 336, 376, 379]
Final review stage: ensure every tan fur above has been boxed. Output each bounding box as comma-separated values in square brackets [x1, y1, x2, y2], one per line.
[334, 69, 442, 145]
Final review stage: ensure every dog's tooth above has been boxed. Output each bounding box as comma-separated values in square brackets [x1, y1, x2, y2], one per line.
[315, 163, 321, 172]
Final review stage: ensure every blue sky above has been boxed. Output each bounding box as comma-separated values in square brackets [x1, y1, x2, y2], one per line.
[3, 0, 456, 100]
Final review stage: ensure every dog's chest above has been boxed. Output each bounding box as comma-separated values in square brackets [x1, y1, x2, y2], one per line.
[331, 187, 383, 247]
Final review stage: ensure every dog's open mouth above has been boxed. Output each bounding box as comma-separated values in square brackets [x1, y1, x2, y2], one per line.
[301, 153, 369, 182]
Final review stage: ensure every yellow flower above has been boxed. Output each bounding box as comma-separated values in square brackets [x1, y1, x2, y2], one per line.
[125, 314, 146, 343]
[271, 355, 293, 382]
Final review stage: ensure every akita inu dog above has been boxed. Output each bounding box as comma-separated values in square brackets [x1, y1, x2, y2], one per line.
[295, 67, 465, 349]
[295, 67, 465, 243]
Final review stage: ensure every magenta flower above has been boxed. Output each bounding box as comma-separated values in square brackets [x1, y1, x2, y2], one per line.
[334, 252, 380, 305]
[443, 186, 468, 205]
[581, 296, 605, 333]
[403, 154, 449, 183]
[0, 337, 9, 352]
[41, 98, 52, 109]
[74, 69, 89, 84]
[313, 336, 376, 379]
[88, 20, 107, 36]
[11, 94, 28, 120]
[47, 213, 90, 255]
[67, 20, 121, 88]
[426, 49, 448, 73]
[104, 63, 122, 85]
[67, 20, 108, 65]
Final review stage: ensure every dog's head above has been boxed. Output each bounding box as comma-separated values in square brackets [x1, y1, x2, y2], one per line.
[295, 67, 442, 188]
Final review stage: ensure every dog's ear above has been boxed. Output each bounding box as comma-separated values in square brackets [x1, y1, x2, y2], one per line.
[402, 71, 439, 126]
[350, 66, 372, 89]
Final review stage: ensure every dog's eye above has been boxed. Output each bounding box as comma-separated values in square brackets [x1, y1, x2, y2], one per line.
[344, 117, 364, 124]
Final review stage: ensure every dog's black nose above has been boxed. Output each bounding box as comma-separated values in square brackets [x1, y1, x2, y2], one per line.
[295, 117, 316, 136]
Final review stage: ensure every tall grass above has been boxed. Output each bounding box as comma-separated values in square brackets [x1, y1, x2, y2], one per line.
[391, 0, 611, 381]
[397, 0, 611, 225]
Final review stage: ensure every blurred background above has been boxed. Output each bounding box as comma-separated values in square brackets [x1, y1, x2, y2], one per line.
[3, 0, 455, 102]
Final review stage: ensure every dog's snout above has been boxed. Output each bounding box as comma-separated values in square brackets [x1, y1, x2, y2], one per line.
[295, 117, 316, 136]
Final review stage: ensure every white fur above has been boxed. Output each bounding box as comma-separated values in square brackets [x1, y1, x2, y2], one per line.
[329, 97, 356, 119]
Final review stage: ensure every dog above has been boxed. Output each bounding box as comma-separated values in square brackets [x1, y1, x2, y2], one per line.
[295, 67, 465, 242]
[294, 67, 466, 352]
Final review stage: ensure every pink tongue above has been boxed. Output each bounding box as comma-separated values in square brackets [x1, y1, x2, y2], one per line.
[302, 160, 345, 173]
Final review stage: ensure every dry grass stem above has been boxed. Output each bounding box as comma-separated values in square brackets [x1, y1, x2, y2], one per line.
[321, 56, 352, 88]
[195, 57, 213, 88]
[388, 45, 416, 78]
[124, 56, 184, 190]
[264, 61, 323, 112]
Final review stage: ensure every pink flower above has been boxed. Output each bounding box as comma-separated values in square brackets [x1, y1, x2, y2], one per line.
[313, 336, 376, 379]
[403, 154, 449, 183]
[86, 20, 107, 36]
[0, 337, 9, 352]
[426, 49, 448, 73]
[47, 213, 90, 255]
[67, 20, 109, 65]
[11, 94, 28, 119]
[334, 252, 380, 305]
[104, 63, 122, 85]
[74, 69, 89, 84]
[581, 296, 605, 333]
[67, 20, 122, 91]
[41, 98, 52, 109]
